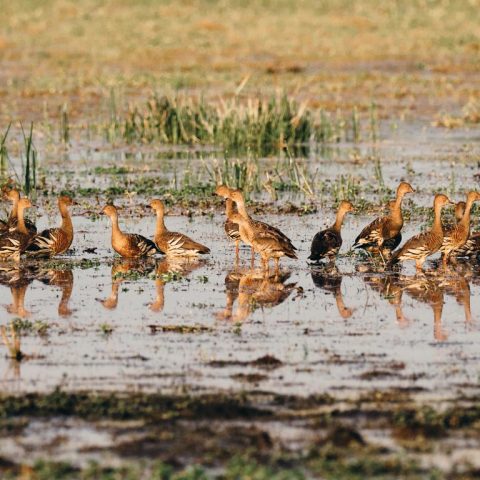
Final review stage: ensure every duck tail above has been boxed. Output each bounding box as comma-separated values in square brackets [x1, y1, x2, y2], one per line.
[198, 245, 211, 254]
[386, 250, 400, 268]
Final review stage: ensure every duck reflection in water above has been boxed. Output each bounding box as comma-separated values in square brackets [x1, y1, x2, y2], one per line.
[400, 273, 447, 341]
[217, 268, 297, 322]
[149, 257, 205, 312]
[34, 268, 74, 317]
[439, 264, 473, 326]
[362, 272, 407, 327]
[0, 265, 34, 318]
[310, 268, 354, 319]
[362, 262, 474, 341]
[98, 258, 155, 310]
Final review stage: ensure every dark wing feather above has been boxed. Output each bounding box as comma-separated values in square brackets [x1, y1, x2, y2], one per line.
[27, 228, 72, 257]
[383, 232, 402, 252]
[309, 228, 341, 261]
[163, 232, 210, 255]
[353, 217, 385, 249]
[254, 219, 297, 251]
[129, 234, 160, 257]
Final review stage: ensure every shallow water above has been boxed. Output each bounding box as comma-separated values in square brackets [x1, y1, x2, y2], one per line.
[2, 124, 480, 472]
[1, 213, 479, 400]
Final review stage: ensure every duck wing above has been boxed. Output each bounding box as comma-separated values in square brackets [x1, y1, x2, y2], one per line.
[253, 219, 297, 251]
[128, 234, 160, 257]
[161, 232, 210, 256]
[27, 228, 73, 257]
[308, 228, 341, 261]
[353, 216, 387, 249]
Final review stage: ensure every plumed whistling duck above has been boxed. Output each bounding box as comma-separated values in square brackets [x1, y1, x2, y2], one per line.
[149, 199, 210, 257]
[102, 204, 160, 258]
[215, 185, 241, 260]
[440, 191, 480, 265]
[1, 188, 37, 235]
[388, 194, 452, 272]
[308, 200, 354, 263]
[26, 195, 76, 257]
[226, 189, 297, 263]
[228, 212, 297, 272]
[0, 198, 35, 262]
[451, 201, 480, 258]
[353, 182, 414, 255]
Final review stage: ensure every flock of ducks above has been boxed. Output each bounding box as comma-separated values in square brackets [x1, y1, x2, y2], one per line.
[1, 182, 480, 273]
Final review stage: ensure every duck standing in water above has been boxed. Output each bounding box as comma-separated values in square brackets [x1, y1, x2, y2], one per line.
[440, 191, 480, 265]
[227, 189, 296, 265]
[26, 196, 77, 257]
[353, 182, 414, 257]
[102, 204, 160, 258]
[308, 200, 354, 264]
[0, 198, 35, 262]
[1, 188, 37, 235]
[228, 212, 297, 272]
[149, 199, 210, 257]
[388, 194, 452, 272]
[454, 201, 480, 258]
[214, 185, 242, 261]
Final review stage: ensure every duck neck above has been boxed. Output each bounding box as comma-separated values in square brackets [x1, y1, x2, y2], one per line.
[16, 207, 27, 234]
[9, 196, 19, 221]
[155, 209, 167, 235]
[59, 203, 73, 233]
[391, 194, 404, 225]
[333, 209, 346, 232]
[235, 199, 250, 220]
[225, 199, 234, 217]
[459, 197, 475, 230]
[110, 213, 122, 239]
[432, 202, 444, 235]
[238, 216, 254, 238]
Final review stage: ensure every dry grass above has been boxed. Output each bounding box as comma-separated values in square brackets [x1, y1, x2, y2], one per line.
[1, 0, 480, 124]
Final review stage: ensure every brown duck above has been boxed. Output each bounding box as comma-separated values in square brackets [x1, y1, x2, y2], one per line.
[227, 189, 296, 263]
[0, 198, 35, 262]
[149, 199, 210, 257]
[440, 191, 480, 265]
[1, 188, 37, 235]
[353, 182, 414, 254]
[228, 212, 297, 271]
[308, 200, 354, 263]
[388, 194, 452, 272]
[102, 204, 160, 258]
[26, 196, 76, 257]
[215, 185, 242, 259]
[447, 199, 480, 259]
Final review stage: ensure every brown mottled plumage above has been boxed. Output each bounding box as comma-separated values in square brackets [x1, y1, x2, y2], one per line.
[308, 201, 354, 263]
[102, 204, 160, 258]
[0, 198, 35, 262]
[1, 188, 37, 235]
[388, 194, 452, 272]
[150, 199, 210, 257]
[450, 201, 480, 258]
[228, 212, 297, 272]
[26, 196, 76, 257]
[353, 182, 414, 254]
[215, 185, 242, 260]
[440, 191, 480, 265]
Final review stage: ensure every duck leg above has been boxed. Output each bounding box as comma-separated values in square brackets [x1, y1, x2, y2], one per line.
[235, 241, 240, 265]
[250, 247, 255, 267]
[274, 257, 280, 275]
[415, 258, 425, 273]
